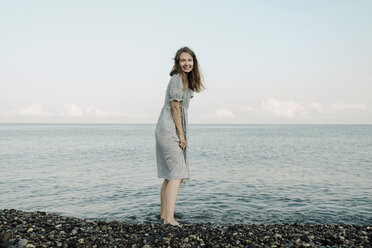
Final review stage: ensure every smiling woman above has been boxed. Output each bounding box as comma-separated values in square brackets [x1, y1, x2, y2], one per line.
[179, 52, 193, 74]
[154, 46, 205, 227]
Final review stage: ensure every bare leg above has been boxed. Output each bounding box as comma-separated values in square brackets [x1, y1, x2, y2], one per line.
[164, 178, 182, 226]
[160, 179, 168, 220]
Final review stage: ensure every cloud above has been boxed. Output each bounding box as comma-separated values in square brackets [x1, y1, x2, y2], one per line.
[7, 104, 52, 116]
[237, 100, 323, 117]
[307, 102, 322, 113]
[3, 104, 144, 118]
[59, 104, 149, 118]
[62, 104, 83, 116]
[331, 103, 367, 111]
[216, 108, 234, 118]
[261, 98, 305, 117]
[205, 107, 235, 118]
[59, 104, 126, 117]
[85, 106, 122, 117]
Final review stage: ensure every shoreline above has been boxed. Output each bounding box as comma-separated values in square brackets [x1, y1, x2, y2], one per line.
[1, 209, 370, 248]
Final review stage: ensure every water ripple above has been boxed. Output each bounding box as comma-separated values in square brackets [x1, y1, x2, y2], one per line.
[1, 124, 371, 224]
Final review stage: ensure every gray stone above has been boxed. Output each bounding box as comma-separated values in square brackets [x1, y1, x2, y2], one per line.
[274, 234, 282, 239]
[17, 239, 28, 248]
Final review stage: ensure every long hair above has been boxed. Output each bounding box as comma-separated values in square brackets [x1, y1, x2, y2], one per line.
[169, 46, 205, 92]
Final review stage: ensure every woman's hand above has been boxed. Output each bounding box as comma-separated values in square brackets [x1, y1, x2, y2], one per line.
[179, 134, 187, 150]
[171, 100, 187, 150]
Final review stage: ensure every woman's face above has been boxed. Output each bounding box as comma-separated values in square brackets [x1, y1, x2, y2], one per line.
[179, 52, 193, 73]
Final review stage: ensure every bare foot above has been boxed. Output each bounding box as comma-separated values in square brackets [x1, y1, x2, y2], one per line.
[159, 214, 165, 223]
[164, 220, 182, 227]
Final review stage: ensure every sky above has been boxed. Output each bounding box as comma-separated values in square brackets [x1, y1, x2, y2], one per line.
[0, 0, 371, 124]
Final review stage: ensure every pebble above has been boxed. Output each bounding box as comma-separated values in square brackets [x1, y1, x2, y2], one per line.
[275, 233, 282, 239]
[17, 239, 28, 248]
[0, 209, 371, 248]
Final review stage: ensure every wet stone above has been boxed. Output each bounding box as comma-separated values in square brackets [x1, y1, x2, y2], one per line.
[0, 209, 371, 248]
[17, 238, 28, 248]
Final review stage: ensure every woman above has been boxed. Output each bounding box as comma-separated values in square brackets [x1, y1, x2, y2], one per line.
[155, 46, 204, 227]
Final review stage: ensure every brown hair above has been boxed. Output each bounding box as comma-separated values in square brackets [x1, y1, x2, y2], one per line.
[169, 46, 205, 93]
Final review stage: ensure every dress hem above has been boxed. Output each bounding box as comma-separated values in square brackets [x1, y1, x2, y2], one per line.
[158, 176, 190, 186]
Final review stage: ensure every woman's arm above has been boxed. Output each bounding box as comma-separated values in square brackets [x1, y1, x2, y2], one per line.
[171, 100, 186, 149]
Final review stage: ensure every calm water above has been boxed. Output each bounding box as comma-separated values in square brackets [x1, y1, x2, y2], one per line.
[0, 124, 371, 225]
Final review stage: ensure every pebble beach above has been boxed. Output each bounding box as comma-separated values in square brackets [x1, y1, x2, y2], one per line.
[1, 209, 371, 248]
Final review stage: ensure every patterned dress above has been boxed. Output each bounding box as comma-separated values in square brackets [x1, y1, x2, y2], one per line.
[155, 73, 194, 186]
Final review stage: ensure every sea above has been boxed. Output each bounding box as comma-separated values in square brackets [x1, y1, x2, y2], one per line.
[0, 123, 371, 225]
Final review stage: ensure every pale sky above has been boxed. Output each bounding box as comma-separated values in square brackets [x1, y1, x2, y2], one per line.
[1, 0, 371, 124]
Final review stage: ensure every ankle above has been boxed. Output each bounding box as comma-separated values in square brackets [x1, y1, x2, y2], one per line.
[164, 217, 175, 222]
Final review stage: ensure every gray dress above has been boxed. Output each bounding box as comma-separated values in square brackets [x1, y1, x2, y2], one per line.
[155, 73, 194, 186]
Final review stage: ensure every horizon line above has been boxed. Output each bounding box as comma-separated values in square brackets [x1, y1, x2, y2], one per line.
[0, 122, 371, 125]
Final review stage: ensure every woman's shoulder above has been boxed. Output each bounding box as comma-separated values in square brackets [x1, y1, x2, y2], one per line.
[171, 72, 181, 79]
[170, 73, 182, 84]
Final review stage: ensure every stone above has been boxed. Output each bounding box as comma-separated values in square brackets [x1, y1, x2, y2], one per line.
[18, 239, 28, 248]
[274, 234, 282, 239]
[292, 233, 302, 237]
[0, 209, 371, 248]
[302, 236, 311, 242]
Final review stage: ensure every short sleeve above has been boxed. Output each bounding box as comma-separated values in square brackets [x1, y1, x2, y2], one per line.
[169, 74, 184, 102]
